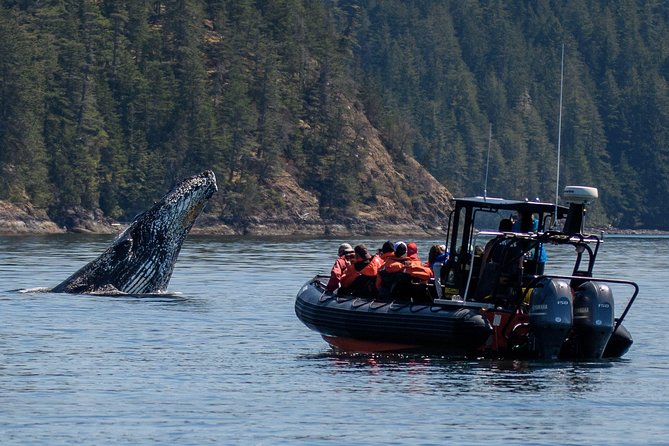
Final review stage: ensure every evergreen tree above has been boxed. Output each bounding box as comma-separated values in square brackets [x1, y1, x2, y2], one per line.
[0, 8, 51, 206]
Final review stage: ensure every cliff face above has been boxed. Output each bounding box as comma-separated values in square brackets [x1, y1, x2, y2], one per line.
[194, 101, 454, 237]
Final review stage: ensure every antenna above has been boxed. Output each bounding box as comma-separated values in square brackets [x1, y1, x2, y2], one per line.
[484, 123, 492, 200]
[554, 43, 565, 227]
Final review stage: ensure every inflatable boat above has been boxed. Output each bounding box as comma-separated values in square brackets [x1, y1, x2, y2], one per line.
[295, 186, 639, 359]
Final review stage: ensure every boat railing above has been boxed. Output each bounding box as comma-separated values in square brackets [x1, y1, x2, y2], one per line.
[462, 229, 603, 302]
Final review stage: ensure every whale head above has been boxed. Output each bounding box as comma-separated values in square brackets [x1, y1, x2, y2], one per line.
[51, 170, 218, 294]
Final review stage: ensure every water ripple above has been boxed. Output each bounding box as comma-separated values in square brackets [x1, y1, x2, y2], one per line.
[1, 235, 668, 444]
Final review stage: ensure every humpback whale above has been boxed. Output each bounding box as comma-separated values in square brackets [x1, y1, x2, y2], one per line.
[51, 170, 218, 294]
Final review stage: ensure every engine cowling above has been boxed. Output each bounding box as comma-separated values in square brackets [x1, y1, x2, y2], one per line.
[567, 281, 615, 359]
[529, 278, 573, 360]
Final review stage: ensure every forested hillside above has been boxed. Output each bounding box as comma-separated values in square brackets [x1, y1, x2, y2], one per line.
[1, 1, 669, 231]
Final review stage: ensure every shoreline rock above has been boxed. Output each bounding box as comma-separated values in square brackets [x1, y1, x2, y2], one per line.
[0, 200, 448, 237]
[3, 200, 668, 238]
[0, 201, 64, 235]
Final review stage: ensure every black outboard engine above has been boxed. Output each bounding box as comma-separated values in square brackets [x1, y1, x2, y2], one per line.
[529, 278, 573, 360]
[568, 281, 615, 359]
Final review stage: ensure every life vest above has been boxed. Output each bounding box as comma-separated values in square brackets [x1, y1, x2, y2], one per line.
[371, 253, 387, 269]
[341, 257, 378, 289]
[404, 258, 433, 281]
[325, 255, 351, 291]
[376, 256, 433, 289]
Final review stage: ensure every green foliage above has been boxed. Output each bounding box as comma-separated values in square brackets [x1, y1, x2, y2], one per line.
[2, 1, 669, 229]
[0, 8, 52, 206]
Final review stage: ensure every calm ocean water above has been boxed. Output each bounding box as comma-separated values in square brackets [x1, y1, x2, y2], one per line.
[1, 234, 668, 445]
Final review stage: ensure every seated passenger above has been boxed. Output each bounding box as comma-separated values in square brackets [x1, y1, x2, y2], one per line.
[373, 240, 395, 269]
[482, 218, 514, 264]
[325, 243, 355, 292]
[407, 242, 420, 261]
[376, 241, 433, 300]
[340, 244, 378, 297]
[477, 219, 523, 301]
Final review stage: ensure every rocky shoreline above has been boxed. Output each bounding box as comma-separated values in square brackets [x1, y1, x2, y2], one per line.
[3, 200, 666, 238]
[0, 200, 447, 237]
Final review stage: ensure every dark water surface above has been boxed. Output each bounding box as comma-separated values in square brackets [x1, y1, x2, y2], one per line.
[1, 235, 668, 445]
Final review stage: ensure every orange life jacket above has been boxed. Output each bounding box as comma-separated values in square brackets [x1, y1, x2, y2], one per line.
[376, 255, 433, 289]
[341, 257, 378, 289]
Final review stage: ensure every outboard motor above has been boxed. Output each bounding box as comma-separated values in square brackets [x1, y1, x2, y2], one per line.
[569, 281, 615, 359]
[529, 278, 573, 360]
[562, 186, 598, 235]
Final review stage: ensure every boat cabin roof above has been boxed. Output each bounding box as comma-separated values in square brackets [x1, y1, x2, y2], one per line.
[453, 196, 570, 218]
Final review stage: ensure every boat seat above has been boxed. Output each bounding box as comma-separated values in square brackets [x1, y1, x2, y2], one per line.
[475, 239, 524, 306]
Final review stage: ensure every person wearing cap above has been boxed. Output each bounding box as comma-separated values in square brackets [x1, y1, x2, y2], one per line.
[407, 242, 420, 261]
[377, 242, 403, 295]
[373, 240, 395, 269]
[339, 244, 379, 297]
[325, 243, 355, 292]
[376, 241, 433, 300]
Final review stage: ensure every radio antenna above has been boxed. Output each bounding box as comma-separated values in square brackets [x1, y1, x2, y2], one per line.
[484, 123, 492, 200]
[554, 43, 565, 227]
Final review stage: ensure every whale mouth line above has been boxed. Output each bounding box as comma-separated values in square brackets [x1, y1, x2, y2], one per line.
[50, 170, 217, 294]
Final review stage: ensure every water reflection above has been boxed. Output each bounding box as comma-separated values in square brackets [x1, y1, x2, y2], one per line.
[297, 349, 621, 397]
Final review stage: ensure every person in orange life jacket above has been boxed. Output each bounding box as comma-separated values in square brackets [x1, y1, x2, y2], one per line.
[373, 240, 395, 269]
[407, 242, 420, 261]
[376, 241, 408, 297]
[376, 242, 433, 298]
[340, 244, 379, 296]
[401, 246, 432, 281]
[325, 243, 355, 291]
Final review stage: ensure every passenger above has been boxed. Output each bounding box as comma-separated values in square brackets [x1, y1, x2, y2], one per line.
[476, 218, 523, 300]
[325, 243, 355, 292]
[376, 241, 408, 298]
[507, 213, 548, 274]
[340, 244, 379, 297]
[428, 244, 448, 299]
[483, 218, 514, 263]
[407, 242, 420, 261]
[376, 241, 433, 299]
[373, 240, 395, 269]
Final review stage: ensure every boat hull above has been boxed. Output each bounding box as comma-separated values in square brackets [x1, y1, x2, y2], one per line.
[295, 277, 633, 359]
[295, 278, 493, 355]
